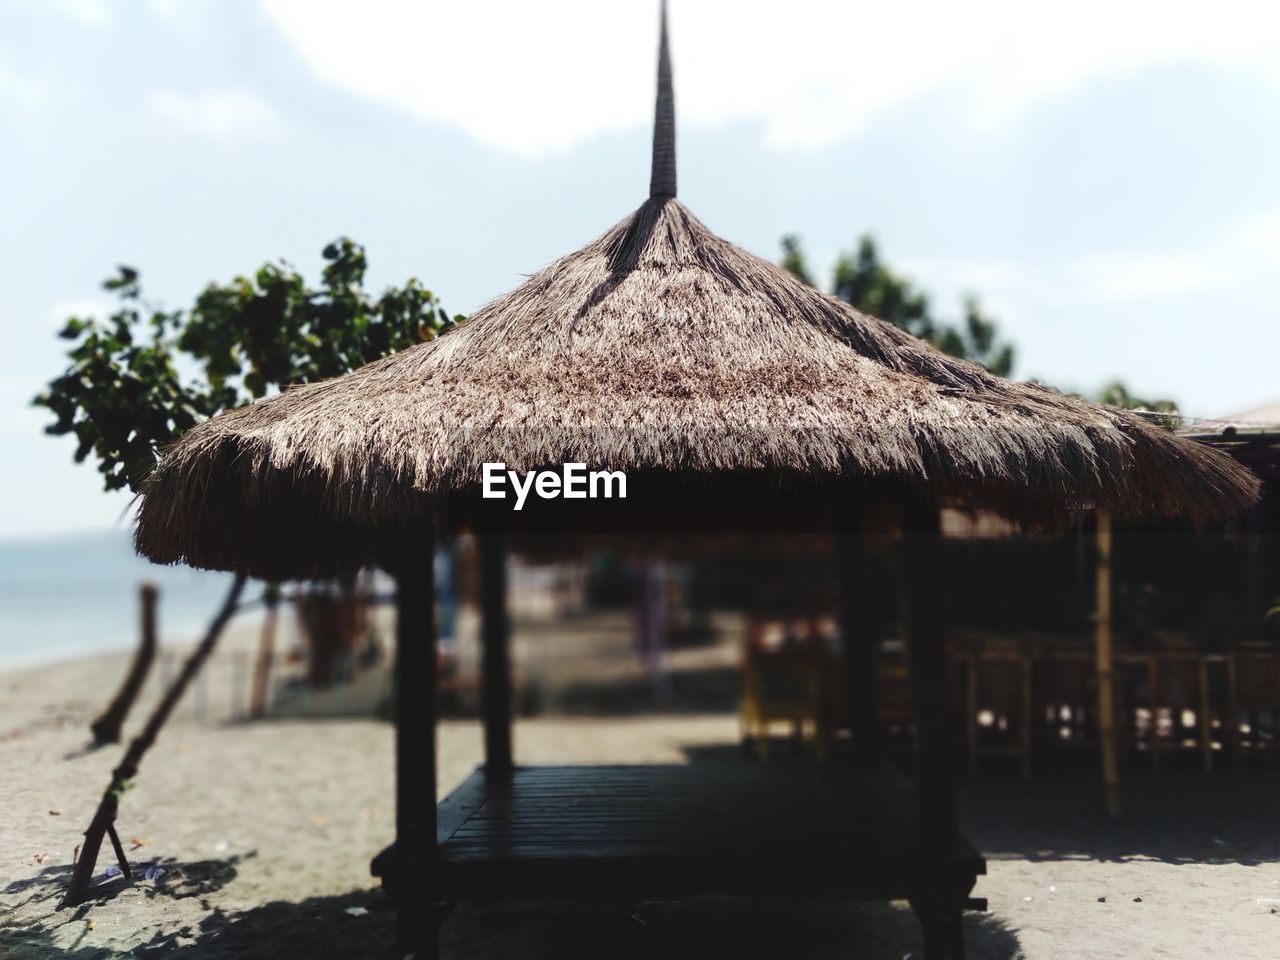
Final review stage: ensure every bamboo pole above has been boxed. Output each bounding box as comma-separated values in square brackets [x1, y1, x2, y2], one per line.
[249, 586, 281, 719]
[1095, 510, 1121, 817]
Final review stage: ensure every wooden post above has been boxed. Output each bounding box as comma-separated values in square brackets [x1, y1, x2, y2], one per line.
[90, 582, 159, 744]
[249, 586, 281, 719]
[394, 525, 438, 960]
[194, 655, 208, 723]
[1149, 656, 1162, 772]
[839, 512, 877, 765]
[1095, 510, 1121, 817]
[1227, 653, 1241, 765]
[903, 497, 965, 959]
[965, 657, 978, 775]
[1198, 657, 1213, 774]
[1019, 656, 1033, 780]
[479, 531, 514, 775]
[230, 650, 245, 721]
[904, 498, 958, 849]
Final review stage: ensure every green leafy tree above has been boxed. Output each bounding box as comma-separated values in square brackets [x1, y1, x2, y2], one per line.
[779, 235, 814, 287]
[37, 238, 458, 906]
[1096, 380, 1177, 416]
[781, 234, 1015, 377]
[35, 269, 193, 493]
[1095, 379, 1179, 429]
[36, 238, 458, 494]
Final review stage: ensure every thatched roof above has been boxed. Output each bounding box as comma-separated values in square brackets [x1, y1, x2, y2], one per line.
[135, 5, 1258, 579]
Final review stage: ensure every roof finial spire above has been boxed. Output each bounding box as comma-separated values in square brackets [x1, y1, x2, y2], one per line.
[649, 0, 676, 198]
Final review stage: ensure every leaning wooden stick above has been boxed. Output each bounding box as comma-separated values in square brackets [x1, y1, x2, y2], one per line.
[90, 582, 160, 745]
[64, 573, 246, 906]
[105, 823, 131, 879]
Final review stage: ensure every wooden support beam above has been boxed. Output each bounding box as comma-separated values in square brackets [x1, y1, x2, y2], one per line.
[1227, 654, 1241, 766]
[479, 531, 514, 776]
[839, 510, 878, 765]
[248, 585, 280, 720]
[903, 498, 967, 959]
[1094, 510, 1122, 818]
[1149, 656, 1163, 772]
[1198, 657, 1213, 774]
[394, 525, 438, 960]
[903, 497, 958, 852]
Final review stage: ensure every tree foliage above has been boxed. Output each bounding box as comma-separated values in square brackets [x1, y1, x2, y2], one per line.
[35, 239, 460, 493]
[780, 233, 1186, 421]
[781, 233, 1015, 376]
[778, 235, 814, 287]
[1095, 380, 1177, 416]
[38, 240, 462, 905]
[1094, 379, 1179, 428]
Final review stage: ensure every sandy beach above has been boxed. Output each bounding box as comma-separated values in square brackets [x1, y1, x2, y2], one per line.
[2, 619, 1278, 960]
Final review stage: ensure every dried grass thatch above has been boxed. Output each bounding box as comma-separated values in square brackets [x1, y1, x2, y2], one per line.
[134, 9, 1258, 579]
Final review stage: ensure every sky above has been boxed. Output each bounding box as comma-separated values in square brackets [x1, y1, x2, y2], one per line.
[1, 0, 1278, 539]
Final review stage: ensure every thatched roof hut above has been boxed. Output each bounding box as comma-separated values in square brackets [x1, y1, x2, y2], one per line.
[127, 9, 1264, 956]
[134, 8, 1256, 582]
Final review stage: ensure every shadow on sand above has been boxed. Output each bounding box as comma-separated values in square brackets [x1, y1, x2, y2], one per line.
[677, 741, 1280, 867]
[959, 760, 1280, 866]
[1, 884, 1021, 960]
[2, 852, 255, 909]
[0, 853, 260, 958]
[548, 665, 741, 716]
[0, 841, 1020, 958]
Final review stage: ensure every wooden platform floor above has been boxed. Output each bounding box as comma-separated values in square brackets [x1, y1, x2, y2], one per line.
[374, 762, 985, 904]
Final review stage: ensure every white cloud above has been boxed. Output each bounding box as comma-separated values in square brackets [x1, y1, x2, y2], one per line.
[259, 0, 1280, 155]
[1071, 251, 1231, 300]
[19, 0, 203, 26]
[898, 257, 1029, 299]
[1231, 211, 1280, 265]
[146, 0, 187, 17]
[7, 0, 109, 28]
[1065, 211, 1280, 301]
[899, 211, 1280, 310]
[43, 0, 111, 28]
[147, 89, 281, 141]
[0, 58, 54, 116]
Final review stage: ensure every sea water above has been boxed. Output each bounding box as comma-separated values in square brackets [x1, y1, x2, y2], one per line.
[0, 529, 239, 670]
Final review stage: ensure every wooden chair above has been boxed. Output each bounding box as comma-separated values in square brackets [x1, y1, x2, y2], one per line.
[1227, 648, 1280, 762]
[1146, 648, 1215, 772]
[817, 640, 914, 759]
[876, 658, 915, 747]
[956, 635, 1034, 778]
[739, 619, 826, 760]
[1036, 640, 1095, 752]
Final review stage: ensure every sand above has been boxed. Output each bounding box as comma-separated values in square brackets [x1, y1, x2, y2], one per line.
[2, 628, 1278, 959]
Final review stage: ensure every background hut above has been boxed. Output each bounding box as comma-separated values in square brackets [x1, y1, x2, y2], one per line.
[133, 6, 1258, 959]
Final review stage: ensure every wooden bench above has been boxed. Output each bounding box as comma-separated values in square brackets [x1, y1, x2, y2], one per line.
[374, 762, 985, 911]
